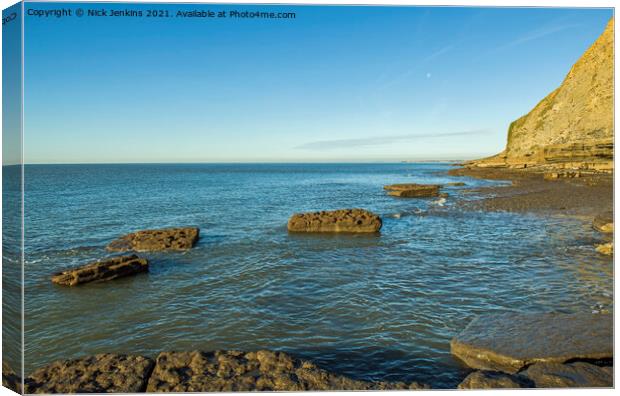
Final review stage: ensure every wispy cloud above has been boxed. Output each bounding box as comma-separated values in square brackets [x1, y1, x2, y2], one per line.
[377, 45, 455, 90]
[295, 129, 490, 150]
[420, 45, 454, 63]
[497, 23, 582, 51]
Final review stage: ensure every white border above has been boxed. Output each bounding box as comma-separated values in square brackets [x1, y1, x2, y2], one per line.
[0, 1, 617, 396]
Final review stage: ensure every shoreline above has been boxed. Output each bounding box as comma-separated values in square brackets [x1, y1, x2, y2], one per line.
[448, 166, 613, 219]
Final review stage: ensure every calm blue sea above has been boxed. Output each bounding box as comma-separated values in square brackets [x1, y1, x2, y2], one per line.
[2, 163, 613, 388]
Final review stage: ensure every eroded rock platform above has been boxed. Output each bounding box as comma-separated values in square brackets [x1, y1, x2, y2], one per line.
[287, 209, 382, 233]
[146, 350, 427, 392]
[25, 354, 155, 393]
[107, 227, 200, 252]
[451, 313, 612, 374]
[23, 351, 428, 393]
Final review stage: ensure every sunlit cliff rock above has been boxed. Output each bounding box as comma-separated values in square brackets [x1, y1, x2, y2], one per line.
[468, 18, 614, 173]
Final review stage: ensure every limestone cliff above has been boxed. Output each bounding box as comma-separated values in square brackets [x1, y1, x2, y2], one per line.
[469, 18, 614, 173]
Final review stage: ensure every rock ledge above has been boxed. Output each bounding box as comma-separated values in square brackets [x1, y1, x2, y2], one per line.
[451, 313, 612, 374]
[51, 255, 148, 286]
[23, 351, 428, 393]
[107, 227, 200, 252]
[384, 183, 441, 198]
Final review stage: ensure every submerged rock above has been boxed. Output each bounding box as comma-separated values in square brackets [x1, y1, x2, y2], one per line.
[521, 362, 612, 388]
[595, 242, 613, 255]
[287, 209, 381, 233]
[384, 184, 441, 198]
[25, 354, 155, 393]
[446, 182, 466, 186]
[593, 214, 614, 233]
[146, 350, 427, 392]
[51, 255, 148, 286]
[107, 227, 200, 252]
[457, 370, 532, 389]
[450, 313, 612, 374]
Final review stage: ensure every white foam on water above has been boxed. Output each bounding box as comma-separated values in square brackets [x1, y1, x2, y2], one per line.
[432, 197, 447, 206]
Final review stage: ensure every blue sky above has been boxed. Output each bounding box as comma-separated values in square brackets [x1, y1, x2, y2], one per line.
[21, 3, 613, 163]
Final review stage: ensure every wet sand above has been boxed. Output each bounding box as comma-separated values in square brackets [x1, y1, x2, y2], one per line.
[448, 167, 613, 219]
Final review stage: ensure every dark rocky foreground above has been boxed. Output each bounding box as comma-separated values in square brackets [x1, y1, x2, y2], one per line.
[2, 363, 21, 394]
[51, 255, 148, 286]
[145, 350, 427, 392]
[25, 354, 155, 393]
[457, 370, 534, 389]
[6, 316, 613, 394]
[107, 227, 200, 252]
[287, 209, 382, 233]
[14, 350, 428, 393]
[520, 362, 613, 387]
[452, 313, 613, 388]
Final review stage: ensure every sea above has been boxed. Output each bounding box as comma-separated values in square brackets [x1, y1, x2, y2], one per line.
[1, 163, 613, 388]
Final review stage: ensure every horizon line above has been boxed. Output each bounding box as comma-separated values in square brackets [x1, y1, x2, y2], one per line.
[3, 159, 471, 166]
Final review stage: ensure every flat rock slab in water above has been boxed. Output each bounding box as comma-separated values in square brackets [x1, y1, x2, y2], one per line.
[287, 209, 381, 233]
[457, 370, 533, 389]
[107, 227, 200, 252]
[51, 254, 148, 286]
[384, 183, 440, 197]
[146, 350, 427, 391]
[25, 354, 155, 393]
[521, 362, 612, 388]
[451, 313, 612, 374]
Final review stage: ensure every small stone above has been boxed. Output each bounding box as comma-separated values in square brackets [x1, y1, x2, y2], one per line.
[24, 354, 155, 393]
[107, 227, 200, 252]
[457, 370, 533, 389]
[287, 209, 381, 233]
[446, 182, 466, 186]
[522, 362, 612, 388]
[51, 255, 148, 286]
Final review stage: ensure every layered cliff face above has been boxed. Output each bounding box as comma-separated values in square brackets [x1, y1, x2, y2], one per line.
[470, 18, 614, 173]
